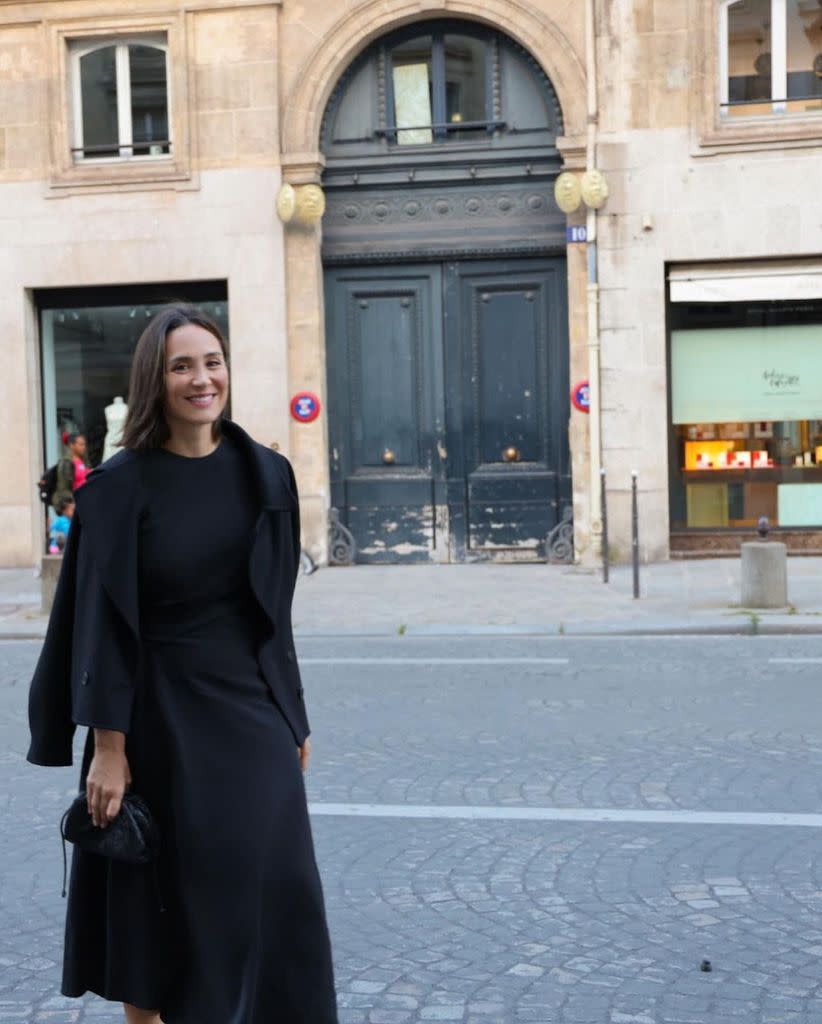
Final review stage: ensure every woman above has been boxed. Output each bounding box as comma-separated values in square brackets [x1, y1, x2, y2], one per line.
[52, 431, 89, 511]
[27, 304, 338, 1024]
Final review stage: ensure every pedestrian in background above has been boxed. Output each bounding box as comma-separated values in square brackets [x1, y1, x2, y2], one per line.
[48, 495, 74, 554]
[27, 303, 338, 1024]
[52, 431, 89, 512]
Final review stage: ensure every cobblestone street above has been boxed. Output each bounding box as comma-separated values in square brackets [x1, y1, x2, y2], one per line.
[5, 635, 822, 1022]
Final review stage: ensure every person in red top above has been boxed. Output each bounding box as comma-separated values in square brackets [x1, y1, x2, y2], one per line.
[53, 432, 89, 511]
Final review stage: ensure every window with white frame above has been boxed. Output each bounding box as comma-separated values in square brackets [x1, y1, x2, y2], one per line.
[720, 0, 822, 118]
[70, 35, 171, 160]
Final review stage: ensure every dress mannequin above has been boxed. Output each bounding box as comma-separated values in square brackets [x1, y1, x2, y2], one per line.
[102, 396, 128, 462]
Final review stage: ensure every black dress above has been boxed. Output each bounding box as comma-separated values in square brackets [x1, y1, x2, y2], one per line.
[63, 438, 338, 1024]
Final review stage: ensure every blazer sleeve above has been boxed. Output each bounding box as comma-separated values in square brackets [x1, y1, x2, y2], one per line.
[272, 451, 301, 589]
[27, 511, 81, 766]
[284, 457, 301, 589]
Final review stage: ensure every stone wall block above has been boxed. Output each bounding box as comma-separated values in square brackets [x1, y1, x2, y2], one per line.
[0, 79, 44, 127]
[0, 506, 34, 568]
[599, 327, 642, 373]
[652, 0, 688, 34]
[4, 124, 44, 174]
[649, 84, 689, 129]
[638, 31, 687, 83]
[598, 287, 636, 332]
[640, 323, 666, 371]
[195, 64, 252, 112]
[628, 80, 650, 129]
[632, 1, 654, 35]
[601, 487, 669, 564]
[766, 205, 801, 256]
[197, 110, 236, 162]
[194, 8, 278, 64]
[0, 27, 45, 79]
[601, 213, 654, 252]
[234, 108, 278, 158]
[249, 62, 278, 110]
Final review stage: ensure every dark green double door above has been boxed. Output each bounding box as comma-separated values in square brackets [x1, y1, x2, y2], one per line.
[325, 258, 570, 563]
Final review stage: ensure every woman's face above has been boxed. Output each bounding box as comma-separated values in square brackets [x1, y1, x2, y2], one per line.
[163, 323, 229, 435]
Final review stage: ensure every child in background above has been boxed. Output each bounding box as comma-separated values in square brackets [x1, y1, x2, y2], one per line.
[49, 496, 75, 554]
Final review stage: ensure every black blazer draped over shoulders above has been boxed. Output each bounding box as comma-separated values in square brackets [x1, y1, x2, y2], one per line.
[27, 419, 309, 767]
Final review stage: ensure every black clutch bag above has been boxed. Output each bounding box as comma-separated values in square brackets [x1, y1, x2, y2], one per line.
[60, 792, 162, 902]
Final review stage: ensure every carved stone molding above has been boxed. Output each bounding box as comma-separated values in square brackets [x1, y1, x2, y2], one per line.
[323, 181, 565, 258]
[326, 183, 560, 227]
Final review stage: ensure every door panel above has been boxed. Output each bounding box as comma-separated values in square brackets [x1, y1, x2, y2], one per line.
[475, 289, 541, 465]
[445, 259, 569, 558]
[351, 294, 420, 468]
[325, 266, 445, 563]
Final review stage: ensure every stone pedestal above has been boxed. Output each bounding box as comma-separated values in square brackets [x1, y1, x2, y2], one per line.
[40, 555, 63, 615]
[740, 541, 788, 609]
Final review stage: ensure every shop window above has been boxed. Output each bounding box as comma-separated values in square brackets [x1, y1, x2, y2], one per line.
[70, 35, 171, 160]
[721, 0, 822, 119]
[669, 300, 822, 531]
[39, 286, 228, 470]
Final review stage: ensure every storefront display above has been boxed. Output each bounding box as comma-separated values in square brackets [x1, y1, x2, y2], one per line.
[38, 283, 228, 470]
[669, 298, 822, 532]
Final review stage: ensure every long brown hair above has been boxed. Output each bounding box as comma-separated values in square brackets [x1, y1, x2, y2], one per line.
[120, 303, 228, 451]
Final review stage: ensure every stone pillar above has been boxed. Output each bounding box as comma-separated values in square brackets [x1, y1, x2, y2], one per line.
[740, 541, 788, 609]
[281, 154, 330, 565]
[40, 554, 62, 615]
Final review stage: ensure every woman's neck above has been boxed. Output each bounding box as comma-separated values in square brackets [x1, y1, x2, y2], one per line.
[162, 423, 220, 458]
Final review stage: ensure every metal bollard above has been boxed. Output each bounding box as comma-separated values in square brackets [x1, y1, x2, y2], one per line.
[631, 471, 640, 600]
[600, 467, 609, 583]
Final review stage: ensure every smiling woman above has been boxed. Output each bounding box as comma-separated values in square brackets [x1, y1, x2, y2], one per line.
[27, 303, 339, 1024]
[163, 324, 229, 447]
[120, 305, 229, 454]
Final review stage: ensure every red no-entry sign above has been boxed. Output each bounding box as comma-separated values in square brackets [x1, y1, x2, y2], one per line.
[571, 380, 590, 414]
[290, 392, 321, 423]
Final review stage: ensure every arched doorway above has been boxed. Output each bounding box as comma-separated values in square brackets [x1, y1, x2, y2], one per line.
[321, 20, 570, 563]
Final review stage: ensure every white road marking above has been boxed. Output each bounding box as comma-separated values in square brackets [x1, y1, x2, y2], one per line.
[300, 657, 569, 665]
[308, 802, 822, 829]
[769, 658, 822, 664]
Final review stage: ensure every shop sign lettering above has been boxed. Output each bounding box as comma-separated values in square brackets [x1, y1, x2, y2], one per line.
[763, 369, 800, 393]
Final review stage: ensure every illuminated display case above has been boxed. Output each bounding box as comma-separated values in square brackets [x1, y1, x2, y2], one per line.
[669, 299, 822, 532]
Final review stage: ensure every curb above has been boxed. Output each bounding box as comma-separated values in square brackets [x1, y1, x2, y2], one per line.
[6, 619, 822, 642]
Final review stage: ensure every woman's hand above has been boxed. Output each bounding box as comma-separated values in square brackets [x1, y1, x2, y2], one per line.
[298, 738, 311, 773]
[87, 729, 131, 828]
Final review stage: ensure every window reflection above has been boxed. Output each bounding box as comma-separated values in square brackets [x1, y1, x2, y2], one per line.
[445, 35, 487, 138]
[727, 0, 773, 116]
[392, 36, 433, 144]
[390, 30, 491, 145]
[130, 45, 170, 155]
[786, 0, 822, 112]
[80, 47, 120, 157]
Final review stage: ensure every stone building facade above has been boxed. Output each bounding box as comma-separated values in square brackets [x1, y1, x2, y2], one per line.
[1, 0, 821, 567]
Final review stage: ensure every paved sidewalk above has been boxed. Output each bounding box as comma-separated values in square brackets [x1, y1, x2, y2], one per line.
[1, 555, 821, 639]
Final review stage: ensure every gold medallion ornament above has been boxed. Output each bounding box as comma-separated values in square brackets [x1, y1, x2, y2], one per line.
[580, 169, 609, 210]
[276, 183, 326, 225]
[276, 183, 297, 223]
[554, 172, 582, 214]
[295, 184, 326, 225]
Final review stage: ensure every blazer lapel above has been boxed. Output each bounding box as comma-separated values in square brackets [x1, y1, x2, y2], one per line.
[222, 421, 296, 630]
